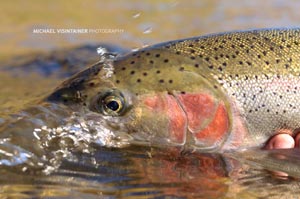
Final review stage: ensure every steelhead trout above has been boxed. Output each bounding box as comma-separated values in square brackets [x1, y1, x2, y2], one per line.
[47, 28, 300, 153]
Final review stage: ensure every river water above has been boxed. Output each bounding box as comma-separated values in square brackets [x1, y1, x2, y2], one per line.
[1, 1, 300, 198]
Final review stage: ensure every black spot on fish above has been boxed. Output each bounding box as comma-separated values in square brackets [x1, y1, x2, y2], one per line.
[277, 74, 281, 79]
[176, 51, 181, 55]
[164, 59, 169, 63]
[194, 63, 199, 68]
[137, 79, 141, 83]
[156, 70, 161, 74]
[190, 56, 195, 60]
[188, 44, 194, 47]
[155, 54, 160, 57]
[146, 52, 150, 56]
[89, 82, 95, 87]
[179, 67, 185, 71]
[143, 72, 147, 76]
[159, 79, 164, 83]
[130, 61, 135, 64]
[130, 71, 135, 75]
[190, 49, 195, 53]
[116, 80, 120, 84]
[169, 80, 173, 83]
[122, 67, 126, 70]
[150, 60, 154, 64]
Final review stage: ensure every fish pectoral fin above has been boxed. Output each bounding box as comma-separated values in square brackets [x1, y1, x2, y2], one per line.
[224, 148, 300, 178]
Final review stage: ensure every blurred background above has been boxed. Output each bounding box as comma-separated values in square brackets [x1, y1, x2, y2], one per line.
[1, 0, 300, 59]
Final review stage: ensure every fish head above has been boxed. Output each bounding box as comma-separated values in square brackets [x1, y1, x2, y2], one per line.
[47, 47, 232, 152]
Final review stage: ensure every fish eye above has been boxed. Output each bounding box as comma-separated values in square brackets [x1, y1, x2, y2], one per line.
[93, 90, 126, 116]
[103, 96, 123, 114]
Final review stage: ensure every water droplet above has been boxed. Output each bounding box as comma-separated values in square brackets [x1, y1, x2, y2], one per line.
[97, 47, 108, 56]
[143, 27, 152, 34]
[132, 48, 140, 52]
[96, 46, 117, 62]
[132, 13, 141, 19]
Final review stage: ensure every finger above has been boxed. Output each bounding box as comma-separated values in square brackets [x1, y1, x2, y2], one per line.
[264, 133, 295, 150]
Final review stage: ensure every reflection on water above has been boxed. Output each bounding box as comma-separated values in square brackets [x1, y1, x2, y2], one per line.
[1, 145, 300, 198]
[2, 0, 300, 198]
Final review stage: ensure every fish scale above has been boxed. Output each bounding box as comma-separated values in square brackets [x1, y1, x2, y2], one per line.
[165, 29, 300, 147]
[48, 28, 300, 151]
